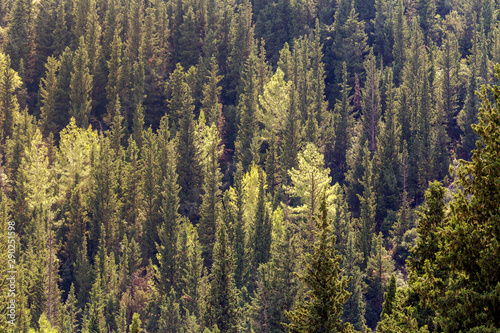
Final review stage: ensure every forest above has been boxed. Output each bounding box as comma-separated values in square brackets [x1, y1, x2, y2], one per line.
[1, 0, 500, 331]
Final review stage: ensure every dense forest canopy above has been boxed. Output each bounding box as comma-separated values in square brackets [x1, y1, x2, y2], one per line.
[1, 0, 500, 332]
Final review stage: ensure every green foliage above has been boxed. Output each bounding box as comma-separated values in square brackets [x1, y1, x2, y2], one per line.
[70, 37, 93, 128]
[284, 196, 353, 333]
[204, 222, 239, 332]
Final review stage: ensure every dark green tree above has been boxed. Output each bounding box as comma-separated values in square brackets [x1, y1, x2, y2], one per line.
[284, 196, 353, 333]
[203, 221, 239, 332]
[69, 37, 93, 128]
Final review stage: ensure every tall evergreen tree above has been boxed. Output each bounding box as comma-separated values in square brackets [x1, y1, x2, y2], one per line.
[69, 37, 93, 128]
[198, 123, 223, 268]
[39, 56, 59, 137]
[285, 196, 353, 333]
[204, 221, 239, 332]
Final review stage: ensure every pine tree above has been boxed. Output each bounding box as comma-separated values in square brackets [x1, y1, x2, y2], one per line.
[53, 0, 69, 57]
[284, 196, 353, 333]
[5, 0, 31, 71]
[249, 218, 299, 332]
[342, 231, 367, 331]
[129, 312, 142, 333]
[374, 67, 401, 230]
[252, 169, 271, 268]
[178, 221, 205, 317]
[225, 0, 255, 104]
[69, 37, 93, 128]
[198, 123, 223, 268]
[174, 64, 202, 214]
[457, 25, 481, 160]
[391, 0, 406, 84]
[88, 136, 119, 257]
[202, 57, 223, 126]
[140, 127, 160, 264]
[0, 53, 21, 144]
[380, 274, 396, 318]
[288, 143, 333, 237]
[327, 62, 352, 184]
[438, 31, 460, 142]
[39, 56, 60, 137]
[204, 221, 239, 332]
[235, 52, 259, 172]
[361, 52, 382, 152]
[60, 284, 80, 333]
[365, 232, 395, 329]
[156, 137, 181, 294]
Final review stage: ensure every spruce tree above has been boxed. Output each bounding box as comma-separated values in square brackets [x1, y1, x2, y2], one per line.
[284, 196, 353, 333]
[69, 37, 93, 128]
[365, 232, 395, 329]
[0, 53, 21, 144]
[39, 56, 60, 138]
[234, 52, 259, 172]
[204, 221, 239, 332]
[174, 64, 202, 215]
[201, 57, 223, 126]
[198, 123, 223, 268]
[156, 137, 181, 294]
[328, 62, 352, 184]
[361, 51, 382, 152]
[342, 231, 367, 331]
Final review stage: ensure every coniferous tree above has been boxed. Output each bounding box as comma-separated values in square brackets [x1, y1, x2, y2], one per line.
[358, 144, 377, 267]
[178, 221, 205, 317]
[342, 231, 367, 331]
[458, 25, 481, 160]
[326, 62, 352, 184]
[225, 0, 255, 104]
[438, 31, 461, 142]
[365, 232, 395, 329]
[285, 196, 353, 333]
[361, 52, 382, 152]
[235, 52, 259, 172]
[374, 67, 401, 230]
[252, 169, 271, 268]
[69, 37, 93, 128]
[39, 56, 59, 138]
[175, 64, 202, 217]
[199, 122, 223, 268]
[288, 143, 333, 243]
[392, 0, 406, 84]
[140, 127, 160, 264]
[5, 0, 31, 71]
[156, 132, 181, 294]
[204, 221, 239, 332]
[249, 217, 299, 332]
[0, 53, 21, 144]
[202, 57, 223, 126]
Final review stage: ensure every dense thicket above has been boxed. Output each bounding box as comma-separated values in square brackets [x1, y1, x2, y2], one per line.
[1, 0, 499, 332]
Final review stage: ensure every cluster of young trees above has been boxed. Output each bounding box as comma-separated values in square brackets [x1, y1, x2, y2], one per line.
[1, 0, 500, 331]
